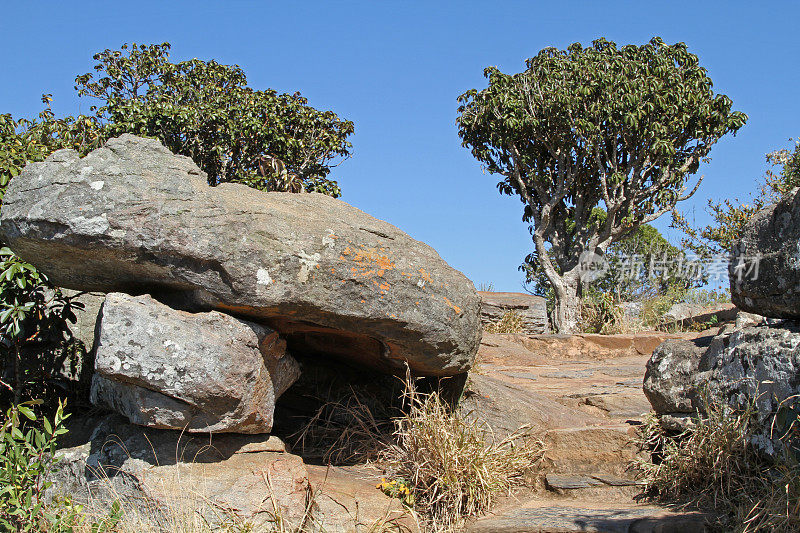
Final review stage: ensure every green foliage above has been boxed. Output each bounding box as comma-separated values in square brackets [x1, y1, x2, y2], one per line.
[74, 43, 354, 196]
[0, 399, 124, 532]
[457, 37, 745, 332]
[0, 248, 83, 406]
[675, 138, 800, 255]
[0, 100, 103, 206]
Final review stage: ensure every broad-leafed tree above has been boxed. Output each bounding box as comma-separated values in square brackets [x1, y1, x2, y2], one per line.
[457, 37, 747, 332]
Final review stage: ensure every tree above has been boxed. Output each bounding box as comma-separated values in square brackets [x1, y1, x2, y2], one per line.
[674, 138, 800, 255]
[74, 43, 354, 196]
[457, 37, 746, 332]
[523, 214, 697, 311]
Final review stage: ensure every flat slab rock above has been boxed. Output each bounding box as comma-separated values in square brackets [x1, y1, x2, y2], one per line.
[0, 134, 480, 376]
[49, 414, 311, 530]
[466, 503, 708, 533]
[91, 292, 300, 433]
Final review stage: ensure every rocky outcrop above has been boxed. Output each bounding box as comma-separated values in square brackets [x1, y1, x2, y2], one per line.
[91, 293, 299, 433]
[731, 187, 800, 318]
[702, 323, 800, 455]
[0, 134, 480, 376]
[479, 291, 548, 334]
[662, 302, 738, 329]
[644, 322, 800, 456]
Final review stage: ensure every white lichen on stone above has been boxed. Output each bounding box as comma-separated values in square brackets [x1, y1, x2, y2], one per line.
[322, 229, 336, 248]
[296, 250, 321, 283]
[90, 180, 105, 190]
[257, 268, 273, 285]
[70, 213, 110, 233]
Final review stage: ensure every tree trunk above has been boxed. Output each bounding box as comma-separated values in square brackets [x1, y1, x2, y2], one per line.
[552, 276, 581, 334]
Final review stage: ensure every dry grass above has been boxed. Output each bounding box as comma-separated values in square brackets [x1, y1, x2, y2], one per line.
[634, 394, 800, 532]
[379, 375, 545, 532]
[484, 311, 525, 334]
[291, 384, 398, 465]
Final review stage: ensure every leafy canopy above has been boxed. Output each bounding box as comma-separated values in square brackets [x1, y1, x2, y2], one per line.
[75, 43, 354, 196]
[457, 37, 747, 275]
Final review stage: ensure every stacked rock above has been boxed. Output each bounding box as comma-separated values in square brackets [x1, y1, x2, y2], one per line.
[0, 134, 482, 435]
[644, 187, 800, 456]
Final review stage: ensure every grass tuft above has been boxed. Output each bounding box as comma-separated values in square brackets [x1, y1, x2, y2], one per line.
[484, 311, 525, 334]
[380, 374, 544, 532]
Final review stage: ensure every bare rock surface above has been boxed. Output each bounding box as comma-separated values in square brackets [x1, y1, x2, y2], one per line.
[0, 134, 480, 376]
[49, 414, 311, 529]
[731, 187, 800, 318]
[662, 301, 738, 328]
[465, 501, 708, 533]
[91, 292, 299, 433]
[479, 291, 548, 333]
[306, 464, 418, 532]
[471, 331, 710, 475]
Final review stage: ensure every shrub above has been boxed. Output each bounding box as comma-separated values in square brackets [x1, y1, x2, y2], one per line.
[0, 249, 87, 408]
[580, 292, 626, 334]
[0, 399, 122, 532]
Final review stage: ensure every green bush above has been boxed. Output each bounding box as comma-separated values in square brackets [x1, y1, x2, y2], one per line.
[0, 399, 122, 532]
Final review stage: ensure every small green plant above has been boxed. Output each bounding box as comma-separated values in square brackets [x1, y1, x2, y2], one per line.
[376, 477, 415, 507]
[687, 314, 720, 332]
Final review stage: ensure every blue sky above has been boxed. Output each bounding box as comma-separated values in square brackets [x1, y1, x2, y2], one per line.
[2, 1, 798, 291]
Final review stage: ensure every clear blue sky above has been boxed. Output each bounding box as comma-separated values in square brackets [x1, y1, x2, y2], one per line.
[2, 1, 798, 291]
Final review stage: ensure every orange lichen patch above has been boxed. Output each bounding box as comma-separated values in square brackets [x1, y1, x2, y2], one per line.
[340, 245, 396, 286]
[418, 268, 433, 284]
[442, 296, 462, 315]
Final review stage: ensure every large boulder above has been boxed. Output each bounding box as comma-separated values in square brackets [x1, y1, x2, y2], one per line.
[643, 337, 711, 414]
[478, 291, 548, 334]
[0, 135, 480, 376]
[91, 292, 299, 433]
[730, 187, 800, 318]
[643, 323, 800, 456]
